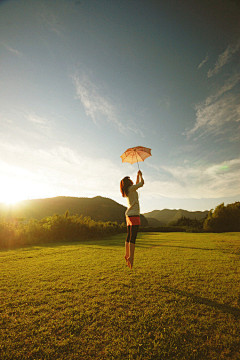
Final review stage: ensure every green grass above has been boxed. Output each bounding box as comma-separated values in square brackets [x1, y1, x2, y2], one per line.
[0, 232, 240, 360]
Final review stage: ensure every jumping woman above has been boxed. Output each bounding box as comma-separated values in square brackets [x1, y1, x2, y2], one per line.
[120, 170, 144, 269]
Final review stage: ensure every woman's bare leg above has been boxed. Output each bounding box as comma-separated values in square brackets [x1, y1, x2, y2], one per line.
[124, 226, 131, 265]
[124, 242, 130, 264]
[128, 243, 135, 269]
[127, 225, 139, 269]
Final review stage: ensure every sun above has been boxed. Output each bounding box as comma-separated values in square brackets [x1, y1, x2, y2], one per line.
[0, 176, 37, 205]
[1, 161, 61, 206]
[1, 186, 26, 205]
[0, 172, 56, 205]
[2, 196, 22, 205]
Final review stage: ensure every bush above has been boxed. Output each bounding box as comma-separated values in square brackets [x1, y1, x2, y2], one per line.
[0, 213, 125, 250]
[203, 202, 240, 232]
[166, 216, 206, 233]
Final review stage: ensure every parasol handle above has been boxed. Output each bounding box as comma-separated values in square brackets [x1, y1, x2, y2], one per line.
[135, 151, 140, 170]
[135, 152, 141, 198]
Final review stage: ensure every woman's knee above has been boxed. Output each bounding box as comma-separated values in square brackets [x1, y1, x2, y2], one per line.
[126, 226, 131, 243]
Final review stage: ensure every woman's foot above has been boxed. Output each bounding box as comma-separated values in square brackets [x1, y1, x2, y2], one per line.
[124, 255, 129, 265]
[127, 256, 133, 269]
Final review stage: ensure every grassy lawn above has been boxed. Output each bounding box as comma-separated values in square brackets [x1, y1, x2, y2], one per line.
[0, 232, 240, 359]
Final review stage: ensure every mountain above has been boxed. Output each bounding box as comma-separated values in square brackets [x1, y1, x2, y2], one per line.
[0, 196, 148, 226]
[145, 217, 164, 227]
[143, 208, 209, 225]
[0, 197, 209, 228]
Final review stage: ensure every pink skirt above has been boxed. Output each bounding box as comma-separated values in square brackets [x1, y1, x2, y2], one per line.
[126, 216, 141, 226]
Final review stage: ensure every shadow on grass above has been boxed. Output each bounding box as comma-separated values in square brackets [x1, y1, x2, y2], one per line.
[0, 235, 124, 252]
[137, 243, 218, 251]
[162, 285, 240, 318]
[0, 240, 221, 254]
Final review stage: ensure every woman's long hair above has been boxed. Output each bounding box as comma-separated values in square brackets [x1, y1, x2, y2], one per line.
[120, 176, 131, 197]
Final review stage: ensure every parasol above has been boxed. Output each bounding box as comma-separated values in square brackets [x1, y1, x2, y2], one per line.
[120, 146, 152, 169]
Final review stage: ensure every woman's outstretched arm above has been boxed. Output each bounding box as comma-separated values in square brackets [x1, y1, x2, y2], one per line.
[136, 170, 144, 185]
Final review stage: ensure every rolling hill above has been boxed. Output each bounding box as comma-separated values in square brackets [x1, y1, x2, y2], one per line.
[0, 196, 148, 226]
[0, 197, 209, 228]
[143, 208, 209, 226]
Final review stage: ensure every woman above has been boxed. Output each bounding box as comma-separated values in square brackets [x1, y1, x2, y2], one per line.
[120, 170, 144, 269]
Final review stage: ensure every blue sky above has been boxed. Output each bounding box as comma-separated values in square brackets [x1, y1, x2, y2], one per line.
[0, 0, 239, 212]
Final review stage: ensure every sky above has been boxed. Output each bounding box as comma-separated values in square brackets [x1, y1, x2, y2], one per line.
[0, 0, 240, 213]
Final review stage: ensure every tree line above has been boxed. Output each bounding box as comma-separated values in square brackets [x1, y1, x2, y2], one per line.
[0, 202, 239, 250]
[203, 201, 240, 232]
[167, 202, 240, 233]
[0, 211, 124, 250]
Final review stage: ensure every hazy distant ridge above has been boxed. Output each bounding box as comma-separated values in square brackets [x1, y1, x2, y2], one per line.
[143, 209, 208, 226]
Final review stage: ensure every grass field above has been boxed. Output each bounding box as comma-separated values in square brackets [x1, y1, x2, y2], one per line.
[0, 232, 240, 360]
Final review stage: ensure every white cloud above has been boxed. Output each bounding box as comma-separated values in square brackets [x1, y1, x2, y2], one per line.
[1, 138, 239, 208]
[189, 93, 240, 138]
[205, 73, 240, 105]
[185, 72, 240, 138]
[1, 42, 23, 56]
[72, 72, 118, 125]
[0, 140, 124, 203]
[23, 112, 53, 139]
[208, 40, 240, 77]
[198, 54, 209, 69]
[25, 113, 48, 125]
[145, 158, 240, 200]
[72, 72, 144, 137]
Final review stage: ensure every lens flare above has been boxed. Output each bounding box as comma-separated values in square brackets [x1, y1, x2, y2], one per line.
[220, 165, 228, 171]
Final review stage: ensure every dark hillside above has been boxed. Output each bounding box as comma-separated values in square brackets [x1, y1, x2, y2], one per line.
[145, 217, 164, 227]
[0, 196, 148, 226]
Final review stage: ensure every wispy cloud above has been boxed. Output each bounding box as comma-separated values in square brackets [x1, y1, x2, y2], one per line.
[72, 72, 144, 136]
[146, 158, 240, 199]
[188, 93, 240, 138]
[198, 54, 209, 69]
[185, 72, 240, 138]
[23, 112, 53, 138]
[35, 2, 64, 36]
[0, 110, 57, 146]
[0, 140, 124, 203]
[1, 138, 239, 207]
[158, 96, 171, 109]
[1, 42, 23, 56]
[187, 44, 240, 139]
[25, 113, 48, 125]
[72, 72, 118, 125]
[208, 40, 240, 77]
[205, 72, 240, 105]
